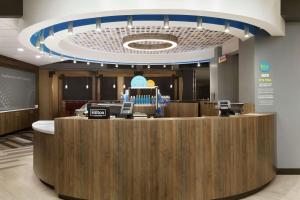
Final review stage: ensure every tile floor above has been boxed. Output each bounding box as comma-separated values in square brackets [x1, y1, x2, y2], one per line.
[0, 154, 299, 200]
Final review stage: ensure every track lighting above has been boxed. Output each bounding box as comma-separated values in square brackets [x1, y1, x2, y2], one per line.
[39, 45, 44, 54]
[101, 62, 104, 67]
[224, 22, 230, 33]
[49, 26, 54, 38]
[147, 64, 150, 69]
[96, 18, 102, 32]
[35, 55, 41, 59]
[115, 64, 119, 68]
[244, 26, 250, 38]
[131, 64, 134, 69]
[17, 48, 24, 52]
[73, 59, 77, 64]
[60, 55, 64, 62]
[164, 16, 170, 29]
[163, 64, 166, 68]
[197, 62, 201, 67]
[49, 51, 53, 58]
[87, 61, 90, 66]
[35, 39, 40, 49]
[197, 17, 203, 30]
[40, 32, 45, 44]
[68, 22, 73, 35]
[127, 16, 133, 29]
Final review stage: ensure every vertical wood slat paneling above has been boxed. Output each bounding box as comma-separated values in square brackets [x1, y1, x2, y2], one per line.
[0, 109, 38, 135]
[34, 114, 276, 200]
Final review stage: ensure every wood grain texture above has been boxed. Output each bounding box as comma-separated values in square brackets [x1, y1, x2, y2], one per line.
[34, 113, 276, 200]
[133, 105, 156, 115]
[33, 131, 56, 186]
[242, 103, 256, 114]
[0, 55, 38, 73]
[199, 101, 218, 116]
[0, 109, 38, 135]
[164, 102, 199, 117]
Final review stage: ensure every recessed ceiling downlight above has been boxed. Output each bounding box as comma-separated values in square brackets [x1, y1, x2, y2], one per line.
[122, 33, 178, 51]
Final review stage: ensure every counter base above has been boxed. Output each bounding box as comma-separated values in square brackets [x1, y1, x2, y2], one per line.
[34, 114, 276, 200]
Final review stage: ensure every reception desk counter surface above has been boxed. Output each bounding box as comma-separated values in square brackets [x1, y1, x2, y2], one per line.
[32, 120, 54, 134]
[33, 113, 276, 200]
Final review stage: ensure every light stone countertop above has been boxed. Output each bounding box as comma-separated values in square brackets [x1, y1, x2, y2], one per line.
[32, 120, 54, 135]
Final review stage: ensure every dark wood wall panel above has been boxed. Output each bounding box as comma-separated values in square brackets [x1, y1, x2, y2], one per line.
[100, 77, 118, 100]
[282, 0, 300, 21]
[62, 77, 93, 101]
[0, 55, 38, 73]
[181, 70, 195, 101]
[0, 0, 22, 17]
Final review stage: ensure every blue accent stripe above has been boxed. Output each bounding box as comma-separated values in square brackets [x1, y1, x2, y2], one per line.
[30, 14, 264, 64]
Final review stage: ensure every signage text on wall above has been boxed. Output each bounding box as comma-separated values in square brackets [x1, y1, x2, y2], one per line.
[257, 61, 274, 106]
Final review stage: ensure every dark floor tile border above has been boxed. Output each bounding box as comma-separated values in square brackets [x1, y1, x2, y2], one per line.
[18, 135, 33, 141]
[0, 141, 18, 149]
[0, 128, 33, 138]
[277, 168, 300, 175]
[6, 138, 31, 146]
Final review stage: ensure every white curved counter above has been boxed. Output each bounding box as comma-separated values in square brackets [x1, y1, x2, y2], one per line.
[32, 120, 54, 135]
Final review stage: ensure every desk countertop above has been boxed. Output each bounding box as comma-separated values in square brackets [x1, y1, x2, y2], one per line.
[32, 120, 54, 134]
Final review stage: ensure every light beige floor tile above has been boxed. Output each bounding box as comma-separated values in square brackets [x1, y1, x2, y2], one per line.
[0, 154, 300, 200]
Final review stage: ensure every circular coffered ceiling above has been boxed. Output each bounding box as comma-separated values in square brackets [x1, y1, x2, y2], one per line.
[20, 14, 258, 65]
[68, 26, 233, 54]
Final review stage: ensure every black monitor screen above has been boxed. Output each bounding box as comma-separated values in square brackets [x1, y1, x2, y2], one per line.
[124, 103, 132, 107]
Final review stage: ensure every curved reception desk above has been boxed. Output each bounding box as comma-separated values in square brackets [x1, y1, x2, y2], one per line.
[33, 113, 276, 200]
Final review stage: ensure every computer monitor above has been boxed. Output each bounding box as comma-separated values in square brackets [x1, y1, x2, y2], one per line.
[97, 103, 122, 116]
[218, 100, 231, 110]
[217, 100, 234, 117]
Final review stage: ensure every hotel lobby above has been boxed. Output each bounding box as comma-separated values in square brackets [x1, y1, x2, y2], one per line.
[0, 0, 300, 199]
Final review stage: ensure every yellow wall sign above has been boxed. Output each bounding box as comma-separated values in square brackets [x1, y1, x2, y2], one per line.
[147, 80, 155, 87]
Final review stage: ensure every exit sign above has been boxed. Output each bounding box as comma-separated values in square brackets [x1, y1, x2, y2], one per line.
[218, 55, 227, 63]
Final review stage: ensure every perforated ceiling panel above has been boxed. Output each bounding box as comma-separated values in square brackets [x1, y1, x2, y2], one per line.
[69, 26, 233, 55]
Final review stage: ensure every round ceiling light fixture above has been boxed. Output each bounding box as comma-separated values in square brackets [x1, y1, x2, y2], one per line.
[122, 33, 178, 51]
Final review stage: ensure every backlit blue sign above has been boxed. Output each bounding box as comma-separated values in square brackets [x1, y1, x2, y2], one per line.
[259, 61, 270, 73]
[131, 76, 147, 88]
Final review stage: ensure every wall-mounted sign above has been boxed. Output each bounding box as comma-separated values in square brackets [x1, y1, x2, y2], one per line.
[259, 61, 271, 73]
[131, 75, 147, 88]
[257, 61, 274, 106]
[218, 55, 227, 64]
[88, 106, 110, 119]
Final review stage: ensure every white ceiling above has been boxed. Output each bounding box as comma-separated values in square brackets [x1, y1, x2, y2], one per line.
[0, 18, 59, 66]
[0, 18, 238, 67]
